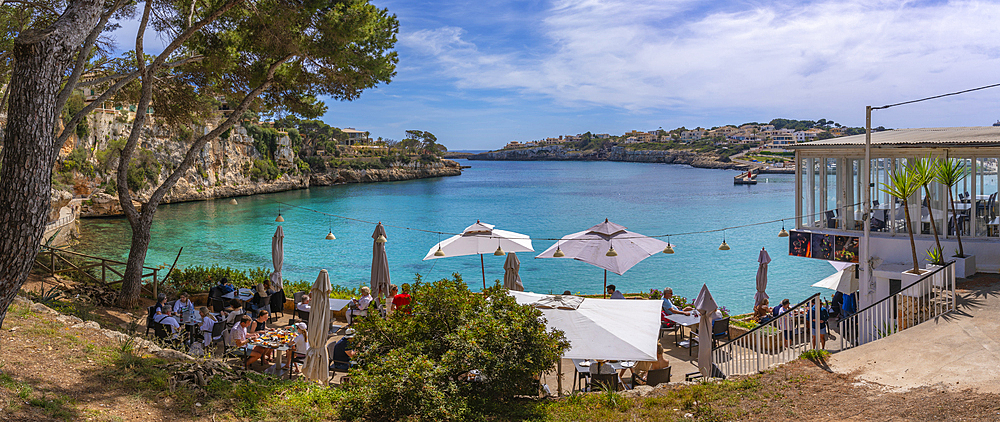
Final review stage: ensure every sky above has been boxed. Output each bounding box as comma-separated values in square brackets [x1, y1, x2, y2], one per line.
[115, 0, 1000, 150]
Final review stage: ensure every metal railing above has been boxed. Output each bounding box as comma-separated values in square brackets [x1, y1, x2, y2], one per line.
[712, 293, 822, 377]
[839, 262, 956, 350]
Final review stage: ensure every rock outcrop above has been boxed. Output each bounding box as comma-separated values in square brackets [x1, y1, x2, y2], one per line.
[469, 145, 748, 170]
[311, 161, 462, 186]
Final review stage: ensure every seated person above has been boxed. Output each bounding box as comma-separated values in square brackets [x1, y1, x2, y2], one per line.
[217, 277, 236, 296]
[662, 288, 693, 316]
[245, 310, 273, 365]
[152, 293, 181, 338]
[632, 343, 670, 385]
[173, 292, 195, 320]
[606, 284, 625, 299]
[753, 299, 773, 323]
[286, 322, 309, 373]
[330, 335, 356, 371]
[249, 309, 269, 334]
[772, 298, 790, 317]
[296, 294, 311, 312]
[390, 284, 412, 315]
[198, 306, 218, 347]
[225, 299, 246, 325]
[230, 315, 255, 349]
[347, 287, 373, 325]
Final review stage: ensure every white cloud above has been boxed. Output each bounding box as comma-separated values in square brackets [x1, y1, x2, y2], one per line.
[399, 0, 1000, 127]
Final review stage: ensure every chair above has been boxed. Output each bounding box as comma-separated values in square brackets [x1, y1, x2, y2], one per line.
[572, 367, 590, 392]
[632, 366, 670, 388]
[206, 320, 227, 354]
[297, 309, 310, 323]
[327, 342, 352, 384]
[873, 199, 880, 207]
[208, 286, 226, 313]
[269, 290, 285, 322]
[145, 305, 168, 339]
[685, 364, 726, 381]
[293, 291, 304, 308]
[589, 373, 620, 392]
[711, 317, 731, 347]
[660, 322, 680, 345]
[825, 210, 838, 229]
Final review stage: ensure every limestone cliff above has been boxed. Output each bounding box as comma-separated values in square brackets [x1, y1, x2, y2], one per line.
[469, 145, 747, 170]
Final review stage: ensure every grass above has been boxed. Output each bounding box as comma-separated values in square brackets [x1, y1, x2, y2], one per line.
[0, 365, 78, 420]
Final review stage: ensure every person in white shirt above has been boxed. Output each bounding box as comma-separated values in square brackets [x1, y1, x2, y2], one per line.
[198, 307, 218, 347]
[173, 292, 195, 318]
[347, 286, 373, 325]
[606, 284, 625, 299]
[225, 299, 246, 325]
[230, 315, 253, 348]
[287, 322, 309, 374]
[296, 295, 311, 312]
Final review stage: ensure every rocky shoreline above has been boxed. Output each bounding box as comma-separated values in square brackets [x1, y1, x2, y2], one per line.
[80, 161, 462, 217]
[468, 145, 750, 170]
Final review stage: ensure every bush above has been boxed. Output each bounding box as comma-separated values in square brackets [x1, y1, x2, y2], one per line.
[339, 274, 568, 421]
[167, 265, 271, 293]
[249, 159, 280, 181]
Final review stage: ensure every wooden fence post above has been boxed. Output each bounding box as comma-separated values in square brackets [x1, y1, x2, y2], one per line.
[152, 270, 158, 300]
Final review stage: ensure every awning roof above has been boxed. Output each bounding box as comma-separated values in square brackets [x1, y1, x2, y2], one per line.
[789, 126, 1000, 150]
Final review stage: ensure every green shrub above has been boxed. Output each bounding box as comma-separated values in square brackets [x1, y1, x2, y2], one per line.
[340, 274, 568, 421]
[167, 265, 271, 293]
[249, 159, 280, 181]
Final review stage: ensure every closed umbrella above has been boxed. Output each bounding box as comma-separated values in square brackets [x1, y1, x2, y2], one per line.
[269, 226, 284, 291]
[502, 252, 524, 291]
[693, 284, 718, 378]
[535, 219, 668, 297]
[302, 270, 332, 385]
[754, 248, 770, 308]
[370, 223, 391, 301]
[424, 220, 534, 289]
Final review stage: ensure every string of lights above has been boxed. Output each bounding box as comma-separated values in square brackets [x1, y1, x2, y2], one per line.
[270, 200, 866, 242]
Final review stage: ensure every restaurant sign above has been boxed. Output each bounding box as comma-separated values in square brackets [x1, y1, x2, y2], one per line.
[788, 230, 859, 263]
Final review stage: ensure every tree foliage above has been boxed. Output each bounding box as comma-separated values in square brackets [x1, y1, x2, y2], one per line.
[340, 275, 568, 421]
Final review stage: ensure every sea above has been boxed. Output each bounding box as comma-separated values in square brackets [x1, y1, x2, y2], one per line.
[73, 159, 838, 314]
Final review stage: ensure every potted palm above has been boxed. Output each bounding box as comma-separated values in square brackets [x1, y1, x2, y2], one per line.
[934, 159, 975, 277]
[882, 161, 929, 283]
[912, 157, 944, 267]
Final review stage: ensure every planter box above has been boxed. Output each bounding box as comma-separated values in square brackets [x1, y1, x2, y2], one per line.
[728, 324, 784, 354]
[952, 255, 976, 278]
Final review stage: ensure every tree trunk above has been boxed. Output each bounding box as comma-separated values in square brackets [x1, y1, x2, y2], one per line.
[924, 186, 942, 260]
[0, 0, 103, 328]
[117, 213, 153, 309]
[902, 199, 920, 274]
[949, 190, 964, 257]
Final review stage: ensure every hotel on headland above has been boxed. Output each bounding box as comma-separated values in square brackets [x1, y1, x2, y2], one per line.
[786, 126, 999, 308]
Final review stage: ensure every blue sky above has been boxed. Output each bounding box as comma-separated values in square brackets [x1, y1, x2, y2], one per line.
[117, 0, 1000, 150]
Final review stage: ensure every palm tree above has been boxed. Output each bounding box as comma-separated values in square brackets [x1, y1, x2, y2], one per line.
[911, 156, 943, 263]
[881, 162, 924, 274]
[934, 159, 970, 257]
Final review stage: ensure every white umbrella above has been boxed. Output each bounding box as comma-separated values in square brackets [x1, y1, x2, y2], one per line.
[754, 248, 771, 308]
[269, 226, 284, 291]
[693, 284, 718, 378]
[812, 264, 859, 293]
[423, 220, 534, 288]
[370, 223, 391, 300]
[502, 252, 524, 291]
[302, 270, 332, 385]
[509, 291, 660, 361]
[536, 219, 668, 296]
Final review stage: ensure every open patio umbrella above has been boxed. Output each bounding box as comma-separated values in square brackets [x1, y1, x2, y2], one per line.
[535, 219, 668, 297]
[694, 284, 718, 378]
[302, 270, 332, 385]
[812, 263, 859, 293]
[370, 223, 391, 301]
[754, 248, 770, 308]
[423, 220, 534, 289]
[269, 226, 284, 291]
[502, 252, 524, 291]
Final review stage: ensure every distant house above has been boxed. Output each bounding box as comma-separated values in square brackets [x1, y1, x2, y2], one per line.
[594, 133, 611, 139]
[504, 141, 522, 149]
[341, 127, 368, 145]
[680, 128, 706, 141]
[794, 128, 824, 143]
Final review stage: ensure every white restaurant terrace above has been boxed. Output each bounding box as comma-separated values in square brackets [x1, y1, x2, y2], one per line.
[787, 127, 999, 295]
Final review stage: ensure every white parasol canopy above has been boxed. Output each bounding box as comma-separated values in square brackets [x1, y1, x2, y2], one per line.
[754, 248, 771, 308]
[269, 226, 284, 291]
[509, 290, 660, 361]
[812, 263, 859, 293]
[502, 252, 524, 291]
[302, 270, 332, 385]
[536, 219, 668, 295]
[424, 221, 533, 288]
[693, 284, 718, 378]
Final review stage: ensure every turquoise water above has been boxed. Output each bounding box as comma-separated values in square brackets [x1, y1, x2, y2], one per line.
[74, 160, 837, 313]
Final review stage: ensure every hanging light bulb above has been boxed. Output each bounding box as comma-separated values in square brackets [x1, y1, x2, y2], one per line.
[606, 245, 618, 257]
[778, 220, 789, 237]
[553, 245, 565, 257]
[275, 205, 284, 222]
[229, 198, 238, 205]
[719, 231, 730, 251]
[325, 231, 336, 240]
[493, 240, 505, 256]
[663, 236, 674, 254]
[434, 245, 445, 257]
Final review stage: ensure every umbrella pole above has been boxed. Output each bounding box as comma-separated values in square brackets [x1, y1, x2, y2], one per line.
[603, 269, 607, 299]
[557, 359, 563, 397]
[481, 254, 486, 290]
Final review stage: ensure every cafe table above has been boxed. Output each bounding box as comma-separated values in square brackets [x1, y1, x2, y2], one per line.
[250, 328, 296, 377]
[665, 313, 703, 355]
[571, 359, 636, 391]
[223, 288, 254, 301]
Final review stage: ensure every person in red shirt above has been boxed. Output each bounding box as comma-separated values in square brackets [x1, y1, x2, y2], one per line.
[390, 283, 412, 315]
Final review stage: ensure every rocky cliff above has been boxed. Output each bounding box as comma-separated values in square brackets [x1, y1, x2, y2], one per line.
[469, 145, 748, 170]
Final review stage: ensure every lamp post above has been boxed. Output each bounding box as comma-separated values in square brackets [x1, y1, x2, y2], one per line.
[862, 106, 872, 308]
